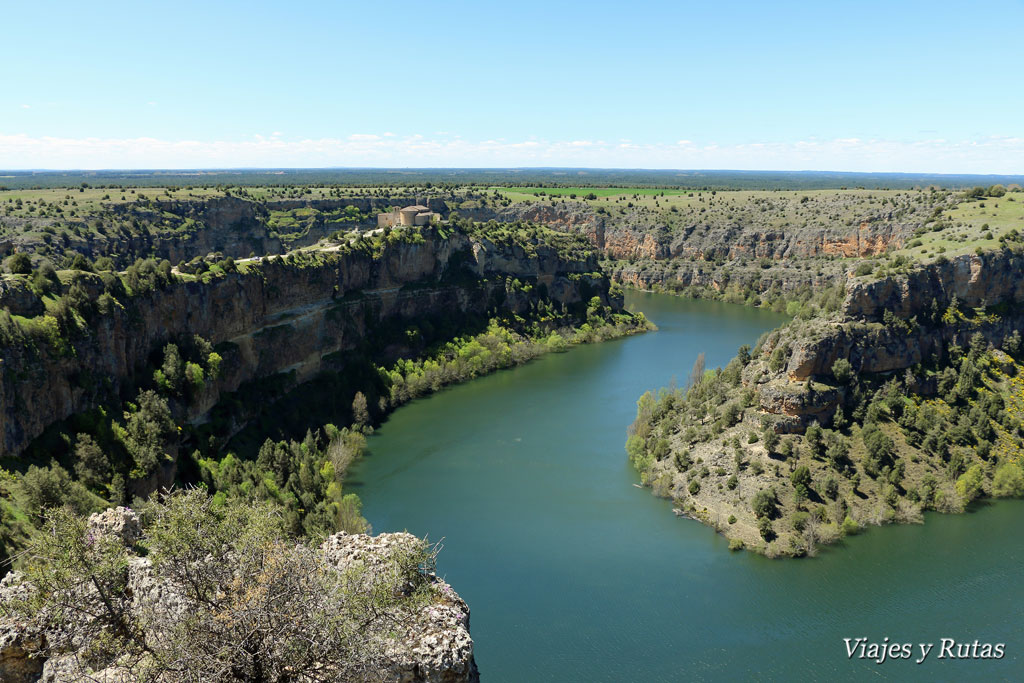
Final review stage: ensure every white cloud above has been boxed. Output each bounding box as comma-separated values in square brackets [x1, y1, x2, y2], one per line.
[0, 132, 1021, 174]
[20, 104, 30, 109]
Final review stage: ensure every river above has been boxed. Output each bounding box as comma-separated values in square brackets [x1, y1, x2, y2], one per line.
[349, 290, 1023, 681]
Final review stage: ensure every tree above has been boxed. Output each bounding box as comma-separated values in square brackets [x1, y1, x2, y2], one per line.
[155, 343, 184, 394]
[752, 488, 778, 519]
[1004, 331, 1022, 357]
[861, 423, 895, 477]
[17, 463, 98, 525]
[6, 251, 31, 275]
[955, 464, 985, 503]
[993, 463, 1024, 497]
[790, 465, 812, 498]
[763, 428, 780, 456]
[831, 358, 853, 384]
[73, 433, 111, 490]
[4, 491, 437, 681]
[123, 390, 175, 478]
[68, 253, 93, 272]
[804, 423, 823, 457]
[737, 344, 752, 366]
[351, 391, 370, 428]
[687, 353, 706, 391]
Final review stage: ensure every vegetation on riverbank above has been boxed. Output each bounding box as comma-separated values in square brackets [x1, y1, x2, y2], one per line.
[626, 216, 1024, 557]
[0, 198, 650, 571]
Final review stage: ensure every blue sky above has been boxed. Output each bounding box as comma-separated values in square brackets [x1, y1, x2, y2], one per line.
[3, 0, 1022, 171]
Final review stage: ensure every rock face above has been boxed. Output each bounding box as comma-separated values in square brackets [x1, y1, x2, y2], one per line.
[470, 200, 915, 262]
[610, 259, 841, 298]
[0, 509, 478, 683]
[321, 533, 479, 683]
[0, 277, 43, 317]
[750, 249, 1024, 428]
[0, 228, 614, 460]
[843, 250, 1024, 320]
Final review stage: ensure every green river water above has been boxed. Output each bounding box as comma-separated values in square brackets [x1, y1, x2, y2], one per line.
[349, 290, 1023, 681]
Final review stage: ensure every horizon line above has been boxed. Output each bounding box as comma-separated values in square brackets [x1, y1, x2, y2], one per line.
[3, 167, 1024, 177]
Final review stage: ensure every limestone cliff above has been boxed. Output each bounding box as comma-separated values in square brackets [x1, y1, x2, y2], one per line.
[0, 228, 613, 461]
[469, 199, 916, 262]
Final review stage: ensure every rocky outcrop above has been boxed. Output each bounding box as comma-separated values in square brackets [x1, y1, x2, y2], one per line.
[0, 277, 43, 317]
[844, 250, 1024, 320]
[757, 379, 841, 432]
[749, 247, 1024, 428]
[321, 533, 478, 683]
[0, 509, 478, 683]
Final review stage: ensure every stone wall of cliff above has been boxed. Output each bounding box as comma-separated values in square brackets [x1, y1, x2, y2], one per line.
[749, 249, 1024, 430]
[467, 201, 911, 261]
[0, 230, 611, 460]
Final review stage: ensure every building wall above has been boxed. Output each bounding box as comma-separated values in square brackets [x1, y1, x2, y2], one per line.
[377, 210, 400, 227]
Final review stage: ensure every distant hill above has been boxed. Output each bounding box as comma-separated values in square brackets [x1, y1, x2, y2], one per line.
[1, 168, 1022, 191]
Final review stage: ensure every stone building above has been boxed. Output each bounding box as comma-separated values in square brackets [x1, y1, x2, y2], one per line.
[377, 205, 440, 228]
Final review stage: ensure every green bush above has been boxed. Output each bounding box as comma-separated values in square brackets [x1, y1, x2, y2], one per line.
[791, 511, 810, 532]
[993, 463, 1024, 497]
[6, 252, 32, 275]
[752, 489, 777, 519]
[831, 358, 853, 384]
[841, 515, 860, 536]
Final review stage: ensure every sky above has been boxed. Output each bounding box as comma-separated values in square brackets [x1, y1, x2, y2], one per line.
[2, 0, 1023, 172]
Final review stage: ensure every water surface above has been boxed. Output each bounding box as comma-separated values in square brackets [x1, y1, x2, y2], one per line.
[350, 291, 1022, 681]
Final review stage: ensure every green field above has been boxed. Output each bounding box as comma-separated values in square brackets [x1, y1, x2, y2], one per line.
[894, 191, 1024, 261]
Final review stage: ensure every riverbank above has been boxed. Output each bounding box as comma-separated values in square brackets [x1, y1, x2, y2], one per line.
[352, 290, 1023, 680]
[625, 247, 1024, 557]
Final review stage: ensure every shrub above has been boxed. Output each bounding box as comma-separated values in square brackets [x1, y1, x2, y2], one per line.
[18, 463, 99, 525]
[6, 252, 31, 275]
[831, 358, 853, 384]
[955, 464, 985, 503]
[993, 463, 1024, 497]
[841, 515, 860, 536]
[7, 490, 432, 680]
[752, 488, 777, 519]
